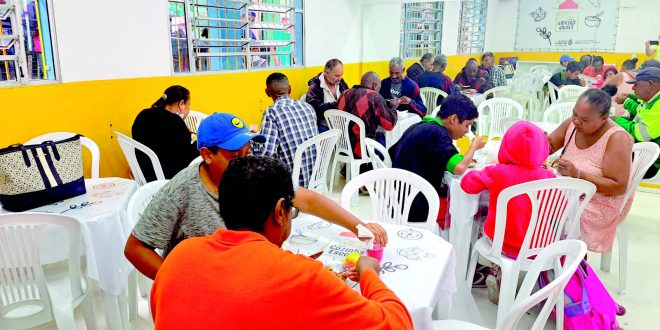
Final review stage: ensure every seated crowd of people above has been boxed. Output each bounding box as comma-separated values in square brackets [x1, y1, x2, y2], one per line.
[127, 50, 660, 327]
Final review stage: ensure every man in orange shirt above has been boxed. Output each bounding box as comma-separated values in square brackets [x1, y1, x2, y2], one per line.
[151, 156, 413, 330]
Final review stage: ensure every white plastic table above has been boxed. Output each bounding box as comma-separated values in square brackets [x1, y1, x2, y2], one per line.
[284, 215, 456, 330]
[1, 177, 137, 330]
[385, 111, 422, 148]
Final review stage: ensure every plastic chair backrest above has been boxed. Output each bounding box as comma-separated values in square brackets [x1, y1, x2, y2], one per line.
[115, 132, 165, 186]
[543, 102, 576, 124]
[419, 87, 447, 113]
[340, 168, 439, 231]
[365, 138, 391, 170]
[26, 132, 101, 179]
[300, 93, 307, 103]
[324, 110, 367, 161]
[530, 65, 551, 74]
[546, 81, 560, 104]
[431, 105, 441, 117]
[504, 91, 541, 121]
[622, 143, 660, 211]
[502, 240, 588, 330]
[291, 129, 341, 195]
[184, 110, 208, 135]
[477, 98, 525, 139]
[0, 213, 83, 329]
[558, 85, 587, 102]
[126, 180, 169, 228]
[499, 117, 522, 132]
[490, 178, 596, 267]
[482, 85, 511, 99]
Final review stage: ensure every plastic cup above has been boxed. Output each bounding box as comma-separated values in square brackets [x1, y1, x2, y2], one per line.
[367, 242, 384, 263]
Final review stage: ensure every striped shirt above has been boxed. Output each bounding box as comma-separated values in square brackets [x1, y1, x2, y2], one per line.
[254, 96, 318, 187]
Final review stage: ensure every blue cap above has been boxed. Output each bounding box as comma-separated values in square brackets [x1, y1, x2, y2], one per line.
[197, 113, 265, 151]
[626, 67, 660, 83]
[560, 54, 574, 63]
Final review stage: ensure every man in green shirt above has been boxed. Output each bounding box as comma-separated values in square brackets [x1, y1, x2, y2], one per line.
[614, 67, 660, 179]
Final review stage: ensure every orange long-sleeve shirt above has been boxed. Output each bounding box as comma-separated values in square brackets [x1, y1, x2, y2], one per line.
[151, 229, 413, 330]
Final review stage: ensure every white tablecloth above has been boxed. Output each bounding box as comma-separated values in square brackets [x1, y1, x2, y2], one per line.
[284, 215, 456, 330]
[385, 111, 422, 148]
[443, 171, 485, 324]
[1, 178, 137, 296]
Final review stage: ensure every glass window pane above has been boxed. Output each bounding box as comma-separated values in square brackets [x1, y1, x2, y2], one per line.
[14, 0, 56, 81]
[169, 1, 190, 73]
[400, 2, 443, 59]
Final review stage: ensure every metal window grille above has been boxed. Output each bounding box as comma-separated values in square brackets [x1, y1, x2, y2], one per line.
[168, 0, 302, 73]
[400, 2, 443, 59]
[457, 0, 487, 54]
[1, 0, 58, 86]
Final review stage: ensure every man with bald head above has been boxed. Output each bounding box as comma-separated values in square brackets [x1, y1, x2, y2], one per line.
[454, 58, 493, 93]
[338, 71, 398, 158]
[380, 57, 427, 117]
[254, 72, 318, 187]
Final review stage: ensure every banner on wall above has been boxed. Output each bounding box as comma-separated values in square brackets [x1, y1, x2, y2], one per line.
[515, 0, 619, 52]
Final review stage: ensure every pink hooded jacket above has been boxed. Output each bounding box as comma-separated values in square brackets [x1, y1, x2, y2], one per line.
[461, 121, 555, 256]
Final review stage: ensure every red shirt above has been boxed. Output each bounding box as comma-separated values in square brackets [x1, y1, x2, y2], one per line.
[151, 229, 413, 330]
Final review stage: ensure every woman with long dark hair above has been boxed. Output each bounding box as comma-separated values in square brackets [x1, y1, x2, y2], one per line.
[132, 85, 198, 181]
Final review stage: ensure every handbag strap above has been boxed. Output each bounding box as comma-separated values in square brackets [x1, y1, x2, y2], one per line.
[564, 261, 591, 317]
[43, 140, 61, 161]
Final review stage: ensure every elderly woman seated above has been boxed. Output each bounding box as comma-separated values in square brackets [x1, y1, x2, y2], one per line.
[547, 89, 634, 253]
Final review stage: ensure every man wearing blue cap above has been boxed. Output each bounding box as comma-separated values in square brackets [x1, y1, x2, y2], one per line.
[614, 67, 660, 178]
[560, 54, 574, 68]
[125, 113, 387, 280]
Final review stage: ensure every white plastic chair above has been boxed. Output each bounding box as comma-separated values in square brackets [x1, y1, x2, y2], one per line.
[481, 86, 511, 100]
[365, 138, 391, 170]
[324, 110, 373, 189]
[300, 93, 308, 103]
[26, 132, 101, 179]
[557, 85, 587, 102]
[542, 102, 576, 124]
[431, 105, 442, 117]
[340, 168, 440, 234]
[477, 98, 525, 140]
[499, 117, 522, 132]
[504, 91, 542, 121]
[125, 180, 169, 326]
[184, 110, 208, 135]
[600, 142, 660, 294]
[291, 129, 341, 195]
[529, 65, 551, 75]
[434, 240, 587, 330]
[0, 213, 96, 329]
[466, 178, 596, 328]
[115, 132, 165, 186]
[419, 87, 448, 114]
[544, 81, 560, 108]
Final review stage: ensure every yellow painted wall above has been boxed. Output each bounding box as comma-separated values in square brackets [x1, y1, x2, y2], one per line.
[1, 51, 655, 180]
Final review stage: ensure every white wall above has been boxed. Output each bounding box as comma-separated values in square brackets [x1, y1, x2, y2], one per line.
[361, 4, 401, 62]
[615, 0, 660, 53]
[52, 0, 172, 83]
[483, 0, 660, 54]
[304, 0, 363, 66]
[441, 1, 460, 55]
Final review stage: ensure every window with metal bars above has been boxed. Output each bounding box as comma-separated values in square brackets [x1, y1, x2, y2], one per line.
[0, 0, 58, 86]
[400, 2, 443, 59]
[168, 0, 302, 74]
[457, 0, 487, 55]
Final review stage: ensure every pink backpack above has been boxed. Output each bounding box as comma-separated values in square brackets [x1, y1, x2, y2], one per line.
[540, 260, 620, 330]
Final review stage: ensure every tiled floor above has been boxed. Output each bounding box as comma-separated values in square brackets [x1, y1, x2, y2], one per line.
[56, 182, 660, 329]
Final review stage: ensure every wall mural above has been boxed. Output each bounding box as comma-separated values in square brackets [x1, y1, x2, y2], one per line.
[515, 0, 619, 52]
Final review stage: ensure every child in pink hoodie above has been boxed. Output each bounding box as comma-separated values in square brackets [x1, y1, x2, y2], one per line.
[461, 121, 555, 302]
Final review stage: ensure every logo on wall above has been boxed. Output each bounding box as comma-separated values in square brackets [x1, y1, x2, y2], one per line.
[555, 12, 579, 32]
